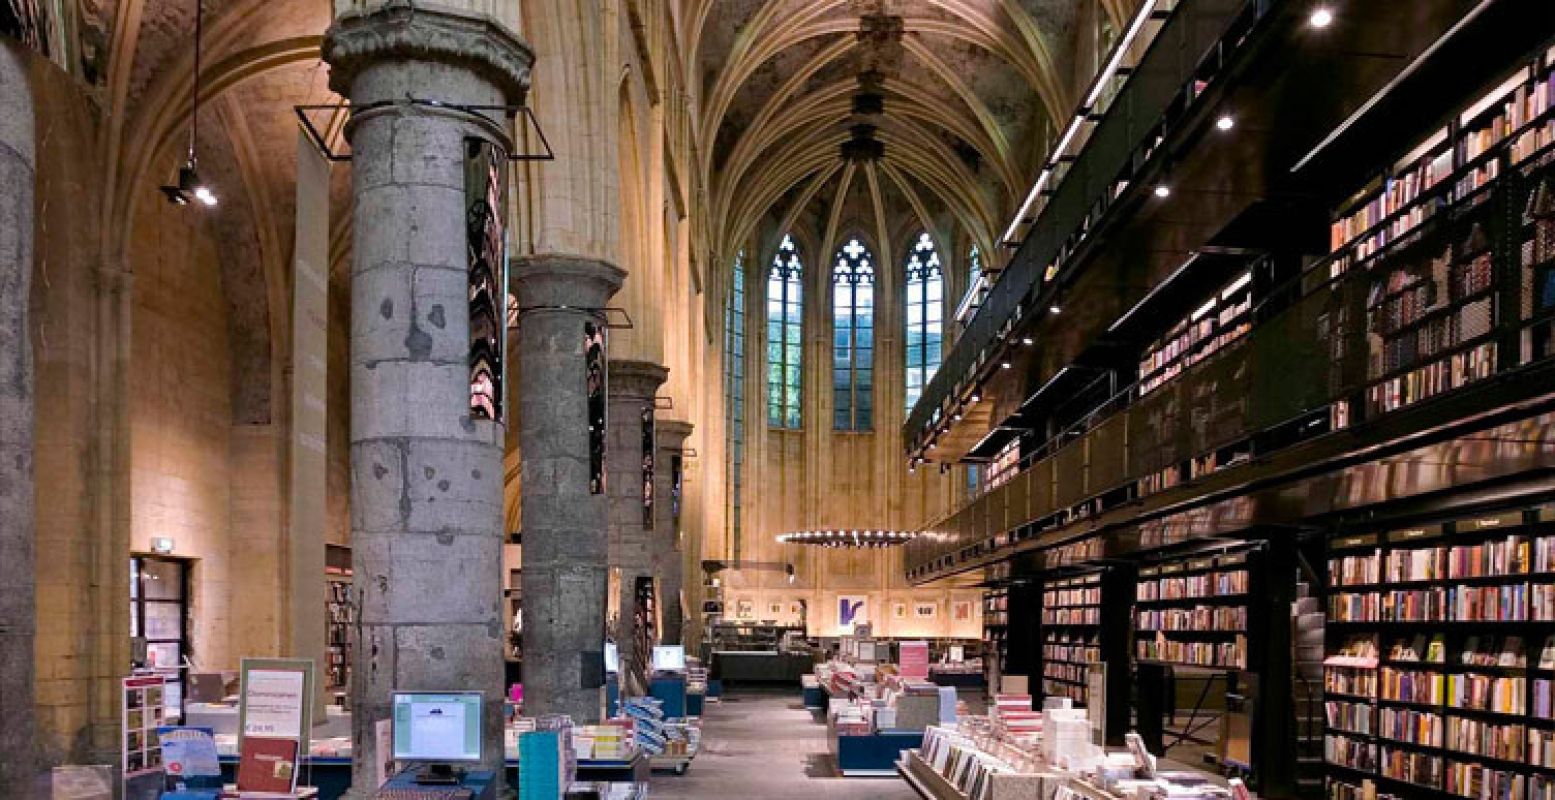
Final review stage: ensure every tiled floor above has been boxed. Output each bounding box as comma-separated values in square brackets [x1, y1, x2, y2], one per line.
[651, 689, 918, 800]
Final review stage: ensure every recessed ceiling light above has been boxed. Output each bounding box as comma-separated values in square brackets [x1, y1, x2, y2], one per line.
[1309, 7, 1333, 28]
[1154, 184, 1172, 198]
[1216, 114, 1235, 131]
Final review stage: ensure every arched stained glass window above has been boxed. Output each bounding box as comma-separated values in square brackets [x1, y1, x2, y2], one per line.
[968, 243, 983, 295]
[905, 232, 944, 412]
[767, 235, 803, 429]
[724, 250, 746, 557]
[832, 237, 875, 431]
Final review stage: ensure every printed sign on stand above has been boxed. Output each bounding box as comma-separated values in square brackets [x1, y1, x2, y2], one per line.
[899, 640, 930, 680]
[237, 658, 315, 795]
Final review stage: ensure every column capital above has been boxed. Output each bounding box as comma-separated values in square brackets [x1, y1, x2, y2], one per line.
[512, 255, 626, 311]
[324, 3, 534, 105]
[656, 419, 694, 449]
[607, 360, 669, 400]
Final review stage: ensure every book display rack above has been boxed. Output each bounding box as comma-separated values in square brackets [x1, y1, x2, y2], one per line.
[1134, 548, 1256, 671]
[122, 674, 166, 783]
[1324, 506, 1555, 800]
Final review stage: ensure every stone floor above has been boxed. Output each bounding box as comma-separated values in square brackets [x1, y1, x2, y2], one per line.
[651, 689, 918, 800]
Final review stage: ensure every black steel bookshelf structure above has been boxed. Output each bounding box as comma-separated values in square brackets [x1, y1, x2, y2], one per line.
[1325, 504, 1555, 800]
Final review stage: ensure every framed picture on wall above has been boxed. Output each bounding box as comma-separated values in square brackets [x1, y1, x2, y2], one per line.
[892, 602, 907, 620]
[952, 600, 973, 622]
[914, 601, 937, 619]
[768, 602, 783, 617]
[837, 595, 868, 634]
[736, 598, 754, 619]
[789, 600, 804, 616]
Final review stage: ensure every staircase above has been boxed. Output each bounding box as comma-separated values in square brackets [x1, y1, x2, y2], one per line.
[1292, 569, 1327, 799]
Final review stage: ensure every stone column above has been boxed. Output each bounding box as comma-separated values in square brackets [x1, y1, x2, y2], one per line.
[323, 5, 531, 789]
[653, 420, 692, 645]
[513, 257, 625, 722]
[0, 39, 37, 789]
[605, 360, 668, 695]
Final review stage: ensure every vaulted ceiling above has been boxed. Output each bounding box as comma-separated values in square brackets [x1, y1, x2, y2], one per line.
[685, 0, 1111, 265]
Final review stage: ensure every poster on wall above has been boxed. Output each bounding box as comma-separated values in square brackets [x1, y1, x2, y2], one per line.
[464, 139, 508, 422]
[735, 598, 754, 619]
[952, 600, 973, 622]
[585, 322, 607, 493]
[914, 601, 938, 619]
[641, 408, 655, 527]
[891, 602, 907, 620]
[837, 595, 868, 635]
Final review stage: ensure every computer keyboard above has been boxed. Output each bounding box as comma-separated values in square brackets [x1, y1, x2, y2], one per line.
[372, 788, 473, 800]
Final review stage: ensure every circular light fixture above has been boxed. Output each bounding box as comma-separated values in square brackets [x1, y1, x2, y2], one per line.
[1154, 184, 1172, 198]
[1216, 114, 1235, 131]
[1309, 7, 1333, 27]
[776, 529, 918, 549]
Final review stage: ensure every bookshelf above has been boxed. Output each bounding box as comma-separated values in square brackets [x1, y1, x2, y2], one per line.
[1324, 506, 1555, 800]
[983, 588, 1010, 688]
[1134, 549, 1254, 671]
[1322, 47, 1555, 418]
[1039, 574, 1102, 706]
[325, 572, 352, 692]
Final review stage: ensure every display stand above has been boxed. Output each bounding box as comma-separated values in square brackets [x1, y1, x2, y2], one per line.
[833, 729, 925, 777]
[378, 768, 496, 799]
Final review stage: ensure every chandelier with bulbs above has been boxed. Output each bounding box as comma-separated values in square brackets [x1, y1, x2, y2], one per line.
[776, 530, 917, 549]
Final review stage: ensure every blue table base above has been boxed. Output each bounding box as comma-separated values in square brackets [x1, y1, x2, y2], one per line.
[834, 730, 924, 777]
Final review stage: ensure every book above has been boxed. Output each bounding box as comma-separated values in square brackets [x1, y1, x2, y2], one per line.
[235, 736, 298, 794]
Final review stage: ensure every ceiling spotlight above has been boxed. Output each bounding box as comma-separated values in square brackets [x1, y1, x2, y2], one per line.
[970, 393, 981, 403]
[954, 413, 964, 421]
[161, 161, 218, 207]
[1021, 337, 1034, 346]
[1216, 114, 1235, 131]
[908, 463, 917, 474]
[1049, 304, 1062, 315]
[1000, 361, 1012, 369]
[928, 442, 937, 450]
[1309, 7, 1333, 27]
[1154, 184, 1172, 198]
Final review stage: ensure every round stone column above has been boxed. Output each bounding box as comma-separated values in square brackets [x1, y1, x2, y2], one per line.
[605, 360, 668, 695]
[653, 420, 693, 646]
[512, 256, 625, 722]
[323, 6, 531, 788]
[0, 39, 37, 790]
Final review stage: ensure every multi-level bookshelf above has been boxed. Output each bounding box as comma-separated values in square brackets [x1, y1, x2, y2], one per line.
[1324, 47, 1555, 418]
[1324, 506, 1555, 800]
[1134, 549, 1254, 671]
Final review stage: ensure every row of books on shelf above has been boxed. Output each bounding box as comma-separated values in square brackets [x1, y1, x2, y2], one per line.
[1041, 679, 1086, 706]
[1334, 536, 1555, 585]
[1042, 608, 1100, 626]
[1042, 634, 1098, 666]
[1329, 584, 1540, 622]
[1365, 341, 1496, 414]
[1043, 662, 1088, 684]
[1043, 585, 1100, 608]
[1138, 319, 1251, 397]
[1136, 635, 1246, 669]
[1136, 569, 1249, 602]
[1136, 605, 1245, 632]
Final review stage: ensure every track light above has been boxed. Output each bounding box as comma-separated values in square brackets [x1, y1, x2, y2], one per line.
[1309, 7, 1333, 28]
[1216, 114, 1235, 131]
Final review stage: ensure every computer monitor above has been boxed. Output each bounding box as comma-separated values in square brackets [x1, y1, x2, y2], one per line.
[604, 642, 619, 674]
[391, 692, 483, 765]
[651, 645, 686, 672]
